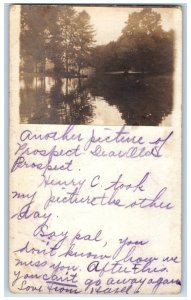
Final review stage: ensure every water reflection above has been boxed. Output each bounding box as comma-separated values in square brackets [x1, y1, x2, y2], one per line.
[20, 73, 173, 126]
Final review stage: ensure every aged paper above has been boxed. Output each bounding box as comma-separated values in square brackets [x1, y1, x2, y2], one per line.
[9, 5, 182, 294]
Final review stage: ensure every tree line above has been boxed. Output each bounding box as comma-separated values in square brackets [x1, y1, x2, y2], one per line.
[21, 6, 174, 77]
[91, 8, 174, 74]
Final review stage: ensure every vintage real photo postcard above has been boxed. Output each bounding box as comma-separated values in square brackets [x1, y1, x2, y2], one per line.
[9, 4, 182, 294]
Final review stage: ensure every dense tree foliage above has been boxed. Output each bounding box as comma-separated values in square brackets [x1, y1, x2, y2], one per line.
[20, 5, 94, 77]
[91, 8, 174, 74]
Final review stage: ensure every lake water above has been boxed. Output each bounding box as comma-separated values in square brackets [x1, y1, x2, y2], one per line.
[20, 73, 173, 126]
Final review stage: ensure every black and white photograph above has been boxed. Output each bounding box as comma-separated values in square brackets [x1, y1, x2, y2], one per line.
[20, 5, 177, 126]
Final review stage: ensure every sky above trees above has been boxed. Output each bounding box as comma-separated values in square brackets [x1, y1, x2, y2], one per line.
[75, 6, 178, 45]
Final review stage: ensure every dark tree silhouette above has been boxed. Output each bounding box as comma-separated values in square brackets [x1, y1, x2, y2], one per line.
[91, 8, 174, 74]
[74, 10, 95, 74]
[20, 5, 95, 80]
